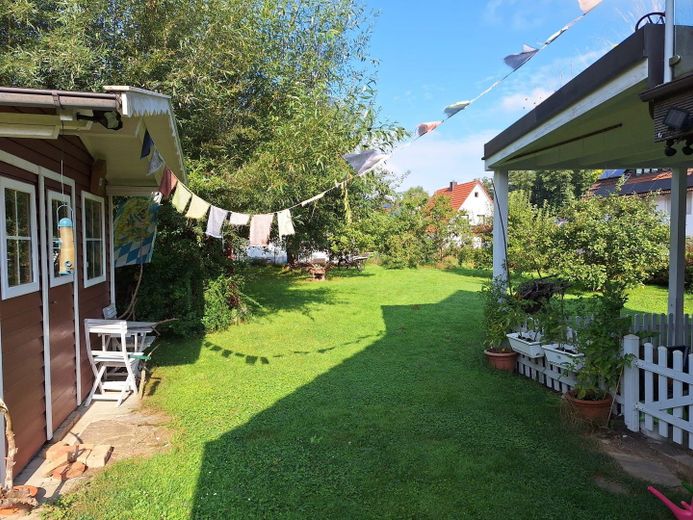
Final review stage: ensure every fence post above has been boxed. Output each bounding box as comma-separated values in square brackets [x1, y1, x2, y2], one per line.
[622, 334, 640, 432]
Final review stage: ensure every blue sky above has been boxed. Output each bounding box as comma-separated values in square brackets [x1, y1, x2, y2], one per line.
[364, 0, 668, 193]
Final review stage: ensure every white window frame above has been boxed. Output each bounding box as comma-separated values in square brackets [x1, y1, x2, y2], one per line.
[0, 177, 40, 299]
[81, 191, 106, 288]
[47, 190, 74, 287]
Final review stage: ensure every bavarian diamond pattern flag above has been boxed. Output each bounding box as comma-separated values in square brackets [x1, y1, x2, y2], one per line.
[114, 196, 160, 267]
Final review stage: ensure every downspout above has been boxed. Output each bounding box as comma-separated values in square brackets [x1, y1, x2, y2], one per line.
[664, 0, 676, 83]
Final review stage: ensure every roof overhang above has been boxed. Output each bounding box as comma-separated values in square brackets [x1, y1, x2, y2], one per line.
[483, 24, 693, 172]
[0, 85, 186, 187]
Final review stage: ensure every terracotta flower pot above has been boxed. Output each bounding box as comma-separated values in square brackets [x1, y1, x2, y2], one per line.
[484, 349, 517, 372]
[565, 391, 613, 425]
[0, 485, 39, 516]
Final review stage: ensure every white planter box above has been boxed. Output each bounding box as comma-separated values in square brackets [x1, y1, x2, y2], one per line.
[542, 343, 584, 371]
[506, 333, 544, 359]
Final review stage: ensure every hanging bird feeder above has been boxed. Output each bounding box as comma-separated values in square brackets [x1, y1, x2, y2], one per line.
[56, 204, 75, 276]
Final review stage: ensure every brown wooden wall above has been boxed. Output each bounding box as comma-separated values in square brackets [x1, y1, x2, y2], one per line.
[0, 121, 111, 472]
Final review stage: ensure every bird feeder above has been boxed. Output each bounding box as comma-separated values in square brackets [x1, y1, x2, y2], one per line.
[56, 205, 75, 276]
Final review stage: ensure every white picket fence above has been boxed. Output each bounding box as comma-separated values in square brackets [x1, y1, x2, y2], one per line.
[515, 313, 693, 450]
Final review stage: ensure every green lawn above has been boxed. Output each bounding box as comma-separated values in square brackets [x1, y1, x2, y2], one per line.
[47, 266, 682, 519]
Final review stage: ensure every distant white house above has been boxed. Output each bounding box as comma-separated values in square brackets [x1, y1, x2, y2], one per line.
[589, 168, 693, 236]
[431, 180, 494, 225]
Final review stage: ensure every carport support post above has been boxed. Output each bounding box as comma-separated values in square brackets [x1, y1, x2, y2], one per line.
[492, 170, 509, 284]
[668, 167, 687, 346]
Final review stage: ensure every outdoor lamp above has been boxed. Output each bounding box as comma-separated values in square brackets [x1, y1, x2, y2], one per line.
[683, 138, 693, 156]
[665, 139, 677, 157]
[664, 107, 691, 131]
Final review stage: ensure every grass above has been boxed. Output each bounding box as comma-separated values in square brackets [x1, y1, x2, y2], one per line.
[45, 266, 682, 519]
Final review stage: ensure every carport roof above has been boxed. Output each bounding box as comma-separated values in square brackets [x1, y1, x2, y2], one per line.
[483, 23, 687, 172]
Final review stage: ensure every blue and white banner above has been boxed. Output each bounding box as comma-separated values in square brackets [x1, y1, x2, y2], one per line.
[114, 196, 160, 267]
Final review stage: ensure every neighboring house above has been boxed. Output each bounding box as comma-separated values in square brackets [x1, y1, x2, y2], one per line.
[589, 168, 693, 236]
[431, 180, 493, 225]
[0, 86, 185, 472]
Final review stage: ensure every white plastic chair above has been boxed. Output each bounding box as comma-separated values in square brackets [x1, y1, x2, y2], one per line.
[84, 319, 141, 406]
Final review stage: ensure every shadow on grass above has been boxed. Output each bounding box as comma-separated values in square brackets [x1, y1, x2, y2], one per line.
[188, 289, 663, 519]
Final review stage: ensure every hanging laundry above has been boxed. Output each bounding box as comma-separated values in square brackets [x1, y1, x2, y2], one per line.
[172, 183, 192, 214]
[417, 121, 443, 137]
[578, 0, 601, 14]
[343, 150, 388, 176]
[185, 194, 211, 220]
[504, 44, 539, 71]
[228, 212, 250, 226]
[443, 100, 471, 117]
[148, 149, 165, 176]
[249, 213, 274, 246]
[140, 129, 153, 158]
[205, 206, 228, 238]
[158, 167, 178, 198]
[300, 191, 326, 207]
[277, 209, 295, 238]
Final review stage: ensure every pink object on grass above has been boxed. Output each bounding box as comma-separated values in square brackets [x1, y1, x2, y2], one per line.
[648, 486, 693, 519]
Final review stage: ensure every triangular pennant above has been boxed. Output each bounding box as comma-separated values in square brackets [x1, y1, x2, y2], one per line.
[504, 44, 539, 71]
[140, 129, 153, 158]
[578, 0, 601, 14]
[342, 150, 388, 176]
[416, 121, 443, 137]
[443, 100, 471, 117]
[147, 149, 165, 176]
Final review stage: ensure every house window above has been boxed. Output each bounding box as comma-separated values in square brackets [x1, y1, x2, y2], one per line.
[474, 191, 479, 197]
[687, 192, 693, 216]
[0, 177, 39, 299]
[47, 190, 74, 287]
[82, 192, 106, 287]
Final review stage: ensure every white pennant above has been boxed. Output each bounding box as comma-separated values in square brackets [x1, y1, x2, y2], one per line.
[578, 0, 601, 14]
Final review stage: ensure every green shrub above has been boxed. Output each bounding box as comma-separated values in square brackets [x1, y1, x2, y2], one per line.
[202, 274, 251, 332]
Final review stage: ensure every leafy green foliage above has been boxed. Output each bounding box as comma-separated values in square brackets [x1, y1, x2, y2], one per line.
[202, 274, 252, 333]
[573, 290, 632, 400]
[553, 192, 669, 293]
[509, 169, 600, 209]
[481, 278, 519, 352]
[507, 191, 556, 277]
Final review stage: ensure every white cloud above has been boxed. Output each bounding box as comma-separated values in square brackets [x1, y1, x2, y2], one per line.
[387, 131, 499, 193]
[500, 87, 554, 112]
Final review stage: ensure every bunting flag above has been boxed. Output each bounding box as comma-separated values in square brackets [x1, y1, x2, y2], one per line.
[185, 194, 211, 219]
[228, 212, 250, 226]
[443, 100, 471, 117]
[343, 150, 388, 176]
[172, 183, 192, 213]
[504, 44, 539, 70]
[277, 209, 295, 237]
[578, 0, 602, 14]
[417, 121, 443, 137]
[158, 167, 178, 198]
[140, 129, 153, 159]
[148, 149, 165, 176]
[113, 196, 160, 267]
[205, 206, 228, 238]
[300, 192, 326, 207]
[249, 213, 274, 246]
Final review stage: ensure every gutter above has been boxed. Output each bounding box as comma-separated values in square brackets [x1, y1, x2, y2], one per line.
[0, 87, 119, 111]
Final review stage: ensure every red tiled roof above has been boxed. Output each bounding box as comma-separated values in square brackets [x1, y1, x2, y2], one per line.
[589, 169, 693, 196]
[431, 180, 486, 210]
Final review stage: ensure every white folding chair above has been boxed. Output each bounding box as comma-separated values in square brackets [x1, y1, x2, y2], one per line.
[102, 305, 157, 351]
[84, 319, 141, 406]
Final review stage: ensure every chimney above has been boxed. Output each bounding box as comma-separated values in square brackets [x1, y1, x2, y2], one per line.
[449, 181, 457, 191]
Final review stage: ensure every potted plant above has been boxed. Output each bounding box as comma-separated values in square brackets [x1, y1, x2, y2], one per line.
[539, 298, 585, 370]
[507, 314, 545, 359]
[0, 399, 38, 515]
[565, 289, 632, 425]
[481, 278, 517, 372]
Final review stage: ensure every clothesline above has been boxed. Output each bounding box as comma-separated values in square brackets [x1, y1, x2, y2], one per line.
[141, 0, 603, 246]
